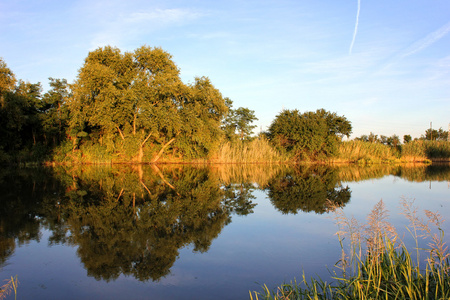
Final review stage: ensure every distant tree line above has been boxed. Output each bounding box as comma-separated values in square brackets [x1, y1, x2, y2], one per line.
[2, 46, 446, 164]
[355, 129, 448, 147]
[0, 47, 263, 163]
[0, 46, 355, 164]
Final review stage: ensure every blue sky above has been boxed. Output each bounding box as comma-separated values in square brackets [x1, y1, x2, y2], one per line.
[1, 0, 449, 139]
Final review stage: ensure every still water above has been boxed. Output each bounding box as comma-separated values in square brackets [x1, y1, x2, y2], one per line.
[0, 164, 449, 299]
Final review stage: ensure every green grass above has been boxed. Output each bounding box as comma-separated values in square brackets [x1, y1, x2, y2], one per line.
[250, 199, 450, 299]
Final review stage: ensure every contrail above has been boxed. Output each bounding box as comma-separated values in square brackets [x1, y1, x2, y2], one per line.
[400, 21, 450, 58]
[349, 0, 361, 55]
[376, 21, 450, 73]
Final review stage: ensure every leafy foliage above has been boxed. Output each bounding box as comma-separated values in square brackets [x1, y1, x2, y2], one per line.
[267, 109, 352, 160]
[67, 46, 228, 162]
[422, 127, 448, 141]
[222, 98, 258, 142]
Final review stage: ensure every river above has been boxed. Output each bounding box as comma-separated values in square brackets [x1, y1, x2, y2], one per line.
[0, 164, 448, 299]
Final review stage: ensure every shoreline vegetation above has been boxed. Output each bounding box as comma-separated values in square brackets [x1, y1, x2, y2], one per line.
[250, 199, 450, 300]
[1, 47, 449, 167]
[41, 139, 449, 166]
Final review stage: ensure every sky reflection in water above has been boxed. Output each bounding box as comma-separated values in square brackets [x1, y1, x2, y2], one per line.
[0, 164, 448, 299]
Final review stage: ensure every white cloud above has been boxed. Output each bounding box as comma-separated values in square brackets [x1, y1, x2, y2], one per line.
[85, 6, 204, 49]
[125, 9, 203, 24]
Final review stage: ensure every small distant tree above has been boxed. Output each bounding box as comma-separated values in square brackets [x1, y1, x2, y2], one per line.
[222, 99, 258, 142]
[422, 128, 448, 141]
[403, 135, 412, 144]
[0, 59, 49, 160]
[355, 135, 368, 142]
[368, 132, 379, 143]
[0, 58, 16, 102]
[386, 135, 400, 148]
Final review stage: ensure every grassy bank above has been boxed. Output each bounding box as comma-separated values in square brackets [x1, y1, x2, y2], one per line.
[2, 138, 449, 165]
[251, 199, 450, 299]
[334, 140, 450, 164]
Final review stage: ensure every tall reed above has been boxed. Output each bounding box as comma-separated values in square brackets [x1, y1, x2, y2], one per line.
[213, 138, 287, 163]
[336, 140, 397, 164]
[402, 140, 450, 161]
[251, 199, 450, 299]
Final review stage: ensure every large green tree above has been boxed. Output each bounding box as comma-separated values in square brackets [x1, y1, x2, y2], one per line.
[268, 108, 352, 160]
[0, 58, 16, 101]
[41, 78, 70, 146]
[67, 46, 228, 162]
[0, 73, 45, 158]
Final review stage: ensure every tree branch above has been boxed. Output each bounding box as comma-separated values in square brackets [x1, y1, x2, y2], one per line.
[117, 126, 125, 140]
[151, 138, 176, 163]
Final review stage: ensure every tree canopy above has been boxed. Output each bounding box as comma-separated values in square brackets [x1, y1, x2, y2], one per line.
[67, 46, 228, 161]
[222, 99, 258, 142]
[268, 109, 352, 160]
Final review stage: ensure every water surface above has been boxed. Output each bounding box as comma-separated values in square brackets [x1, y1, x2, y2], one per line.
[0, 164, 449, 299]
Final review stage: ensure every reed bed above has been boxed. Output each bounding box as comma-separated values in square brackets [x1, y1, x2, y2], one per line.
[251, 199, 450, 299]
[336, 141, 398, 164]
[336, 164, 398, 182]
[402, 140, 450, 161]
[213, 138, 288, 164]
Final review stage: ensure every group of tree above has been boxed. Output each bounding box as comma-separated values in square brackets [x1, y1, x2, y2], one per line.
[356, 128, 448, 146]
[422, 127, 448, 141]
[0, 47, 265, 164]
[0, 57, 70, 162]
[355, 133, 402, 147]
[2, 46, 365, 164]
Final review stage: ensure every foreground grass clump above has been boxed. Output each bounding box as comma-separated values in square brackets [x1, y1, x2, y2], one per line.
[250, 199, 450, 299]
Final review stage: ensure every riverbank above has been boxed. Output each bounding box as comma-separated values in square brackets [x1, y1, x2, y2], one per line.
[2, 139, 449, 166]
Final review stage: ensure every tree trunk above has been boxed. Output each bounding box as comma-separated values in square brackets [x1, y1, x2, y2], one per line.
[137, 145, 144, 163]
[152, 138, 176, 163]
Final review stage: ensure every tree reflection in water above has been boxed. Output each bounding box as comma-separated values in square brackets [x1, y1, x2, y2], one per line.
[0, 167, 64, 267]
[59, 165, 231, 281]
[265, 165, 351, 214]
[2, 164, 449, 283]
